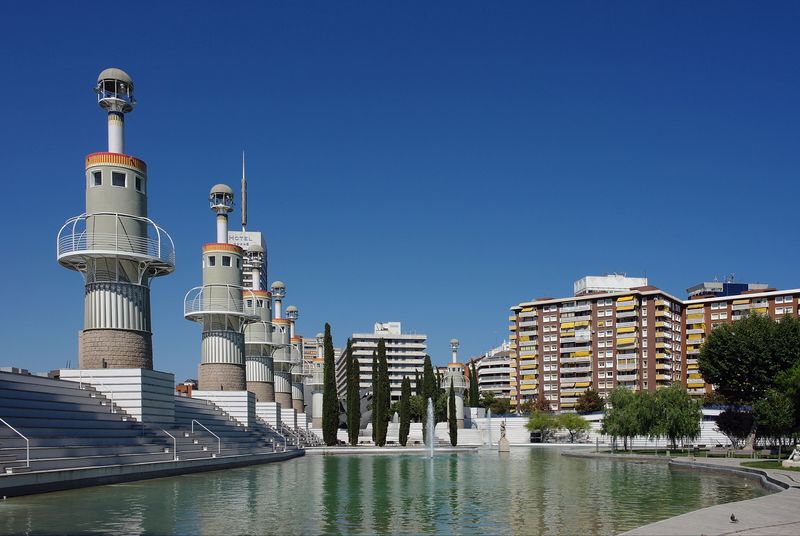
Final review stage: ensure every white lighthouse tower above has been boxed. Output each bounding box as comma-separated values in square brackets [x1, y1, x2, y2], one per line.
[446, 338, 466, 429]
[243, 242, 276, 402]
[57, 68, 175, 369]
[184, 185, 257, 390]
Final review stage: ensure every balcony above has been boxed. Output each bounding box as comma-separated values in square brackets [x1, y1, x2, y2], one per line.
[560, 365, 592, 374]
[616, 321, 638, 329]
[616, 310, 638, 319]
[518, 329, 537, 337]
[617, 374, 638, 382]
[519, 320, 538, 328]
[561, 345, 592, 354]
[58, 212, 176, 276]
[560, 374, 593, 384]
[560, 304, 591, 314]
[686, 328, 705, 335]
[617, 363, 637, 371]
[519, 310, 537, 318]
[184, 285, 259, 321]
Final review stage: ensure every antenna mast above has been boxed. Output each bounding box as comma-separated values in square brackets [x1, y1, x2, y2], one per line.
[241, 151, 247, 231]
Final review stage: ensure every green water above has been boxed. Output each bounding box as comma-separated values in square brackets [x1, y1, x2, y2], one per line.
[0, 449, 767, 535]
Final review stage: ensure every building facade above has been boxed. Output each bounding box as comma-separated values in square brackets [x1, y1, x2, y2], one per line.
[473, 341, 516, 402]
[507, 274, 800, 411]
[335, 322, 426, 402]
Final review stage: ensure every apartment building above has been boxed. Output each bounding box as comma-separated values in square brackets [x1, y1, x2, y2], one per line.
[509, 275, 800, 411]
[682, 285, 800, 395]
[510, 275, 684, 411]
[335, 322, 426, 402]
[473, 341, 515, 401]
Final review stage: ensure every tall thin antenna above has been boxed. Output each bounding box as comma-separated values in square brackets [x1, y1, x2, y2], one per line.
[241, 151, 247, 231]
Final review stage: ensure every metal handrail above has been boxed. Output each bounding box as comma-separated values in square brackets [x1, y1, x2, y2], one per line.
[0, 417, 29, 468]
[191, 419, 221, 454]
[257, 418, 287, 452]
[161, 429, 178, 461]
[184, 285, 258, 317]
[56, 212, 175, 266]
[79, 370, 115, 413]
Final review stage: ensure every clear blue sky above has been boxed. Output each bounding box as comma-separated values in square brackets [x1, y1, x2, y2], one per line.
[2, 1, 799, 380]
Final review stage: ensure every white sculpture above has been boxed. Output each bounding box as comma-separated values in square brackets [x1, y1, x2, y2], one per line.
[782, 444, 800, 468]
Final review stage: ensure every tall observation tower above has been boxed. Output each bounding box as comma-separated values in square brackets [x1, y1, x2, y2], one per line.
[57, 68, 175, 369]
[184, 185, 257, 390]
[446, 338, 466, 429]
[271, 281, 293, 408]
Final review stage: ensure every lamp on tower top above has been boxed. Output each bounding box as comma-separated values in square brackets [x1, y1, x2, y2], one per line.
[209, 184, 234, 244]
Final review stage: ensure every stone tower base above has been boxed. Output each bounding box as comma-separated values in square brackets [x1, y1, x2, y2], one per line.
[275, 391, 292, 408]
[199, 363, 246, 391]
[247, 381, 275, 402]
[292, 399, 304, 413]
[79, 329, 153, 369]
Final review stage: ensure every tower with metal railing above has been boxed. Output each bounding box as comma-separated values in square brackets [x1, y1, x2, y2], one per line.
[184, 185, 257, 390]
[286, 305, 305, 412]
[446, 338, 466, 428]
[57, 68, 175, 369]
[243, 242, 276, 402]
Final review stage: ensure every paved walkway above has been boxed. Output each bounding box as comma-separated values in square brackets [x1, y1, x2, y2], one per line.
[606, 455, 800, 536]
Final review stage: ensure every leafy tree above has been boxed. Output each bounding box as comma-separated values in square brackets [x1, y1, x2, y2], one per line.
[716, 410, 755, 449]
[448, 378, 458, 446]
[653, 384, 702, 449]
[414, 371, 421, 397]
[700, 390, 727, 407]
[754, 389, 796, 446]
[321, 323, 339, 446]
[558, 413, 590, 443]
[491, 397, 512, 415]
[399, 376, 411, 446]
[526, 410, 558, 442]
[374, 340, 390, 446]
[633, 390, 659, 439]
[700, 314, 800, 405]
[576, 389, 605, 414]
[480, 391, 497, 410]
[469, 361, 480, 407]
[409, 395, 425, 423]
[602, 387, 638, 450]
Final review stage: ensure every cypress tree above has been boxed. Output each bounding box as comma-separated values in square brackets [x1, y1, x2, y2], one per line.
[399, 376, 411, 446]
[350, 358, 361, 445]
[448, 378, 458, 446]
[414, 371, 421, 397]
[469, 361, 480, 408]
[375, 339, 390, 446]
[321, 323, 338, 446]
[421, 355, 436, 443]
[345, 339, 361, 446]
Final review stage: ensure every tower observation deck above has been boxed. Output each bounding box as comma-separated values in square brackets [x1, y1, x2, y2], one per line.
[56, 68, 175, 369]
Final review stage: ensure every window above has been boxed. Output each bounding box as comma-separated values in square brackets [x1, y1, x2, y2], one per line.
[246, 299, 253, 308]
[222, 256, 231, 267]
[135, 176, 144, 193]
[236, 258, 241, 269]
[92, 171, 102, 186]
[256, 299, 264, 308]
[112, 172, 126, 187]
[208, 256, 216, 266]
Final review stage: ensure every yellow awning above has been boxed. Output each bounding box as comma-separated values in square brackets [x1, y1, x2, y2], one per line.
[733, 299, 749, 305]
[617, 304, 635, 311]
[509, 325, 517, 331]
[617, 295, 634, 302]
[561, 321, 575, 329]
[617, 326, 636, 334]
[574, 320, 590, 327]
[753, 307, 768, 314]
[688, 334, 701, 340]
[617, 337, 636, 345]
[689, 373, 703, 379]
[561, 382, 575, 388]
[575, 381, 591, 387]
[560, 331, 575, 337]
[687, 313, 703, 319]
[688, 382, 705, 388]
[687, 304, 703, 309]
[520, 364, 538, 370]
[521, 306, 534, 312]
[572, 351, 591, 357]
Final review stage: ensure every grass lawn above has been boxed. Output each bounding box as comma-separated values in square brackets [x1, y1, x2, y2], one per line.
[741, 460, 800, 472]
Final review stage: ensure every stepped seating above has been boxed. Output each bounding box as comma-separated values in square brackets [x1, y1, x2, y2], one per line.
[0, 371, 173, 473]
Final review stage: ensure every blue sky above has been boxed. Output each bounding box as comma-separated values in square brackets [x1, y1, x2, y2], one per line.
[2, 1, 799, 380]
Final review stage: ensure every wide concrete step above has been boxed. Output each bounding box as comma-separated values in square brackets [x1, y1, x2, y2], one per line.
[0, 417, 141, 431]
[0, 388, 114, 408]
[2, 451, 175, 472]
[0, 406, 131, 422]
[0, 444, 169, 458]
[0, 396, 124, 415]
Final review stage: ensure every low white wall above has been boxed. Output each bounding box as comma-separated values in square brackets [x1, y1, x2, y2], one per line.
[255, 401, 281, 428]
[281, 408, 297, 429]
[192, 390, 255, 427]
[60, 368, 175, 426]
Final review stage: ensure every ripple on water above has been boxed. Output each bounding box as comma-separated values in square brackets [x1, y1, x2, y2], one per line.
[0, 449, 768, 535]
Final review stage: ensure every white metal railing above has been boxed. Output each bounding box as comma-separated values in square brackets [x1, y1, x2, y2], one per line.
[78, 370, 116, 413]
[0, 417, 29, 469]
[161, 429, 178, 461]
[184, 285, 257, 317]
[191, 420, 221, 454]
[258, 418, 287, 452]
[57, 212, 175, 266]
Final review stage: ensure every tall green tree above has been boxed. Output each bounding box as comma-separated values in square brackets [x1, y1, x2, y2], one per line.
[754, 388, 796, 446]
[469, 361, 480, 408]
[526, 410, 558, 442]
[321, 323, 339, 446]
[344, 339, 356, 445]
[653, 384, 702, 449]
[576, 389, 605, 414]
[421, 355, 436, 443]
[374, 340, 390, 446]
[602, 387, 638, 450]
[399, 376, 411, 446]
[370, 350, 378, 442]
[715, 410, 754, 449]
[346, 345, 362, 446]
[633, 390, 659, 440]
[700, 314, 800, 405]
[414, 371, 421, 397]
[448, 378, 458, 446]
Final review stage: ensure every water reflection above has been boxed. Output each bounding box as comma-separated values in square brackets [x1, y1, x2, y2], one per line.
[0, 450, 768, 535]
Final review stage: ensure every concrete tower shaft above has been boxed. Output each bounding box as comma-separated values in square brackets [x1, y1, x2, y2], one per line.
[272, 318, 292, 407]
[244, 289, 276, 402]
[58, 69, 175, 370]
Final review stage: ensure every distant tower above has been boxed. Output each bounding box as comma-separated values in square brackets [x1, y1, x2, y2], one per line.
[446, 338, 466, 429]
[57, 68, 175, 369]
[271, 281, 292, 407]
[308, 332, 325, 428]
[243, 243, 275, 401]
[184, 185, 256, 390]
[286, 305, 305, 413]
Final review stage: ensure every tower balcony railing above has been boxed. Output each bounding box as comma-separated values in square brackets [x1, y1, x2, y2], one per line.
[184, 285, 258, 320]
[57, 212, 175, 275]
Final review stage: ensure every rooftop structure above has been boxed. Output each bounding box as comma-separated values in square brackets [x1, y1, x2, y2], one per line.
[573, 274, 648, 296]
[686, 279, 770, 299]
